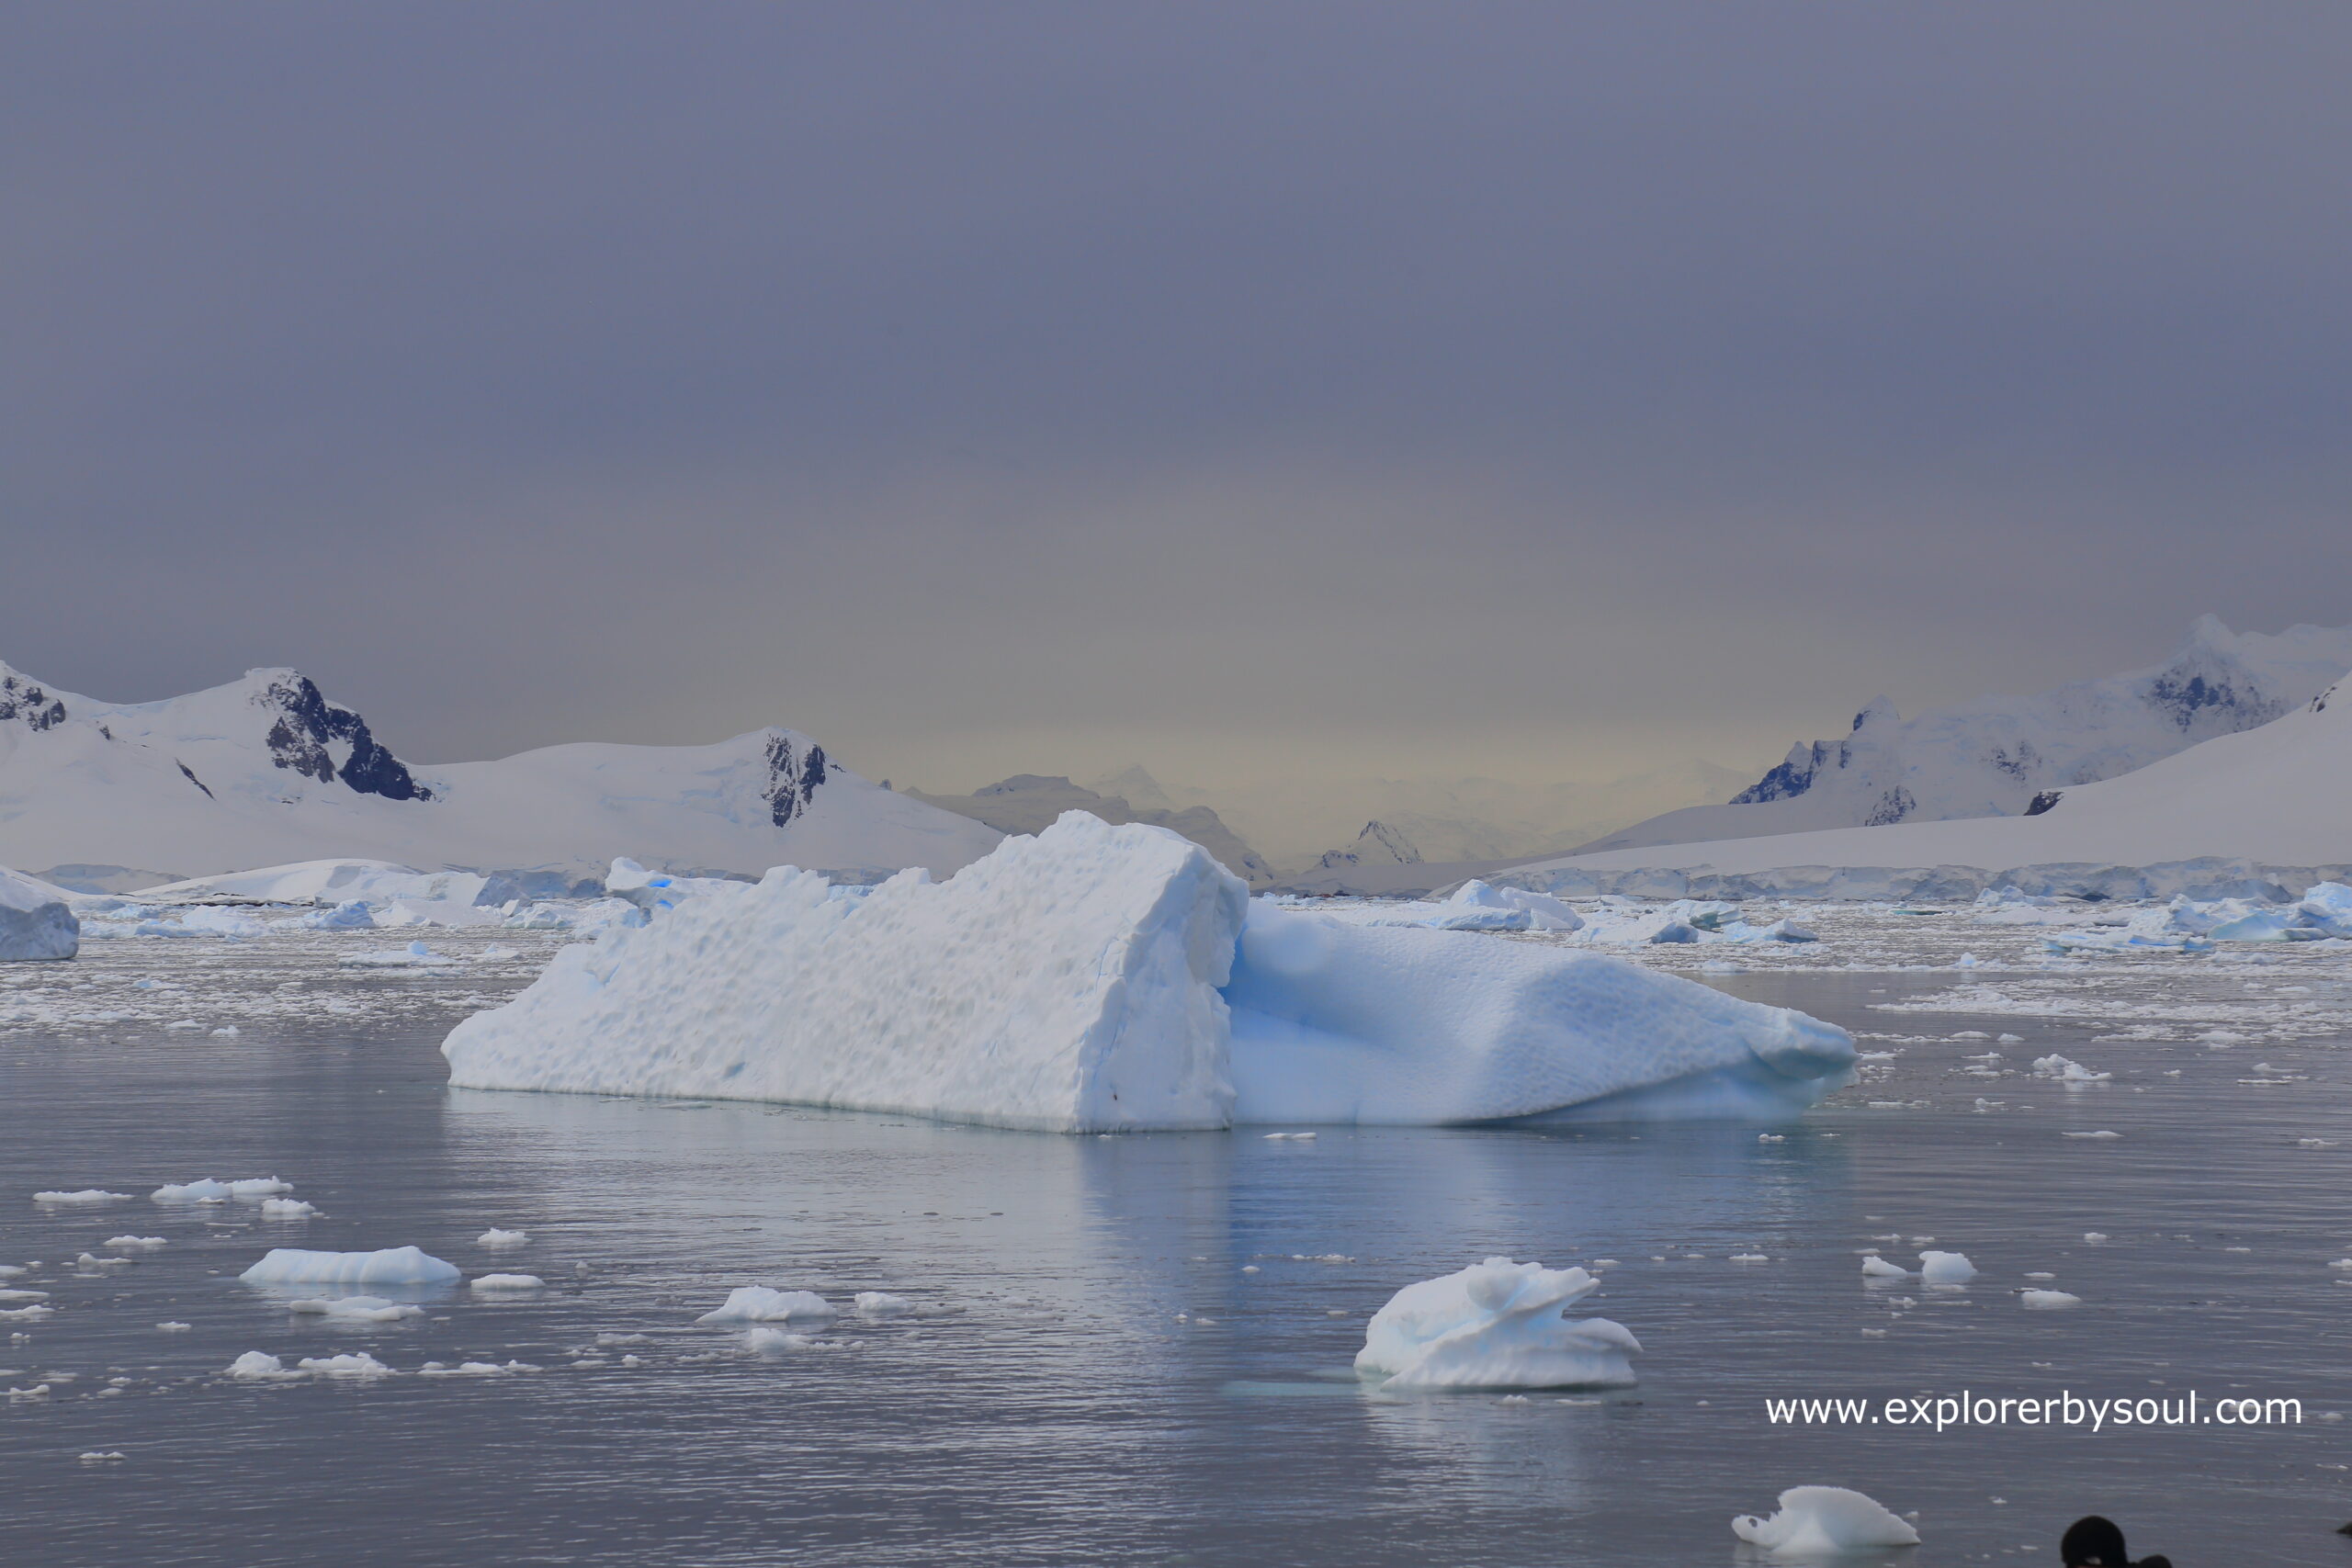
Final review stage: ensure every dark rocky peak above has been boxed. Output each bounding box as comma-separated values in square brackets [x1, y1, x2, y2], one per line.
[976, 774, 1089, 798]
[763, 731, 829, 827]
[250, 671, 432, 802]
[0, 669, 67, 733]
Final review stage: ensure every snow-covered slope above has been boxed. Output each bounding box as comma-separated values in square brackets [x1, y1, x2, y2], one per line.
[1510, 677, 2352, 893]
[0, 662, 1001, 884]
[1582, 616, 2352, 852]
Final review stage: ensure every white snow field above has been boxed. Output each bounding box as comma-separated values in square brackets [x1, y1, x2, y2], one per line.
[442, 814, 1856, 1130]
[1589, 614, 2352, 853]
[0, 661, 1000, 888]
[1353, 1258, 1640, 1391]
[1510, 676, 2352, 901]
[1731, 1486, 1921, 1553]
[0, 866, 78, 962]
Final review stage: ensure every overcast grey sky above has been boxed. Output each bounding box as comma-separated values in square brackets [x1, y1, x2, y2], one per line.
[6, 3, 2348, 790]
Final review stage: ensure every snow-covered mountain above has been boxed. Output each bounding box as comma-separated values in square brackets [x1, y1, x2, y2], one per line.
[906, 774, 1275, 886]
[0, 662, 1001, 887]
[1511, 673, 2352, 888]
[1579, 615, 2352, 853]
[1312, 820, 1423, 872]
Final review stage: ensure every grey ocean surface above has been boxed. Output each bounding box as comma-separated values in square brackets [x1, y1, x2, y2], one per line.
[3, 935, 2349, 1566]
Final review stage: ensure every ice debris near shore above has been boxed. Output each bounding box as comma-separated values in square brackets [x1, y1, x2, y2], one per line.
[1354, 1258, 1638, 1391]
[1732, 1486, 1920, 1553]
[0, 867, 78, 961]
[443, 814, 1855, 1131]
[237, 1247, 459, 1287]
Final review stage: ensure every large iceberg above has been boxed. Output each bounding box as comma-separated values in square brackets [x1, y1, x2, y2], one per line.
[443, 814, 1854, 1131]
[0, 866, 78, 961]
[1354, 1258, 1639, 1391]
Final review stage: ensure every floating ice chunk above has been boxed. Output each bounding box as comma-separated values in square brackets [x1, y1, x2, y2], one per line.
[226, 1351, 303, 1382]
[470, 1274, 545, 1292]
[78, 1450, 128, 1462]
[76, 1251, 130, 1271]
[1997, 1033, 2024, 1044]
[2063, 1130, 2122, 1140]
[744, 1326, 820, 1352]
[33, 1190, 130, 1205]
[1353, 1257, 1639, 1391]
[229, 1177, 291, 1197]
[1860, 1256, 1911, 1280]
[342, 942, 460, 969]
[156, 1321, 191, 1332]
[2019, 1290, 2082, 1310]
[259, 1198, 318, 1218]
[476, 1228, 530, 1248]
[0, 869, 85, 959]
[419, 1359, 538, 1376]
[238, 1247, 460, 1287]
[695, 1286, 837, 1324]
[1731, 1486, 1920, 1553]
[286, 1295, 422, 1322]
[2031, 1055, 2111, 1083]
[2084, 1232, 2109, 1244]
[1261, 1131, 1317, 1141]
[853, 1292, 914, 1317]
[0, 1290, 48, 1303]
[297, 1352, 396, 1379]
[449, 817, 1854, 1131]
[152, 1179, 232, 1202]
[104, 1235, 166, 1250]
[1917, 1250, 1976, 1286]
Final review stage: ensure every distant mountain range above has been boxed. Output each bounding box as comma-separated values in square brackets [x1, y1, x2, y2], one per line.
[0, 662, 1001, 890]
[907, 775, 1277, 886]
[1577, 615, 2352, 854]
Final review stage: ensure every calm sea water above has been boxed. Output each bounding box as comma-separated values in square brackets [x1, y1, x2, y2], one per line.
[3, 941, 2348, 1566]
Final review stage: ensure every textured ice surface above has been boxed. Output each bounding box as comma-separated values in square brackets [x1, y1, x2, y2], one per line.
[0, 867, 78, 961]
[470, 1274, 545, 1292]
[237, 1247, 459, 1287]
[1732, 1486, 1920, 1553]
[447, 814, 1249, 1132]
[1917, 1250, 1977, 1286]
[1354, 1258, 1639, 1391]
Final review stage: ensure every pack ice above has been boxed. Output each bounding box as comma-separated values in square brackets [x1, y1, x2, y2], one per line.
[442, 814, 1855, 1132]
[0, 866, 78, 962]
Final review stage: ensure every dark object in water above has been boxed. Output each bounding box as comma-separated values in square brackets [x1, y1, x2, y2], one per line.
[2060, 1515, 2172, 1567]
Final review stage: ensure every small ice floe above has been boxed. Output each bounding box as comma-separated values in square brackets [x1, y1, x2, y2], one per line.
[32, 1190, 130, 1206]
[2297, 1138, 2338, 1149]
[0, 1289, 47, 1303]
[259, 1198, 318, 1218]
[238, 1247, 459, 1287]
[745, 1326, 837, 1353]
[285, 1295, 422, 1322]
[470, 1274, 546, 1292]
[152, 1179, 232, 1202]
[1261, 1132, 1317, 1141]
[2025, 1271, 2056, 1280]
[2032, 1055, 2111, 1083]
[104, 1235, 166, 1250]
[209, 1026, 240, 1038]
[2019, 1289, 2083, 1310]
[1917, 1250, 1977, 1287]
[226, 1351, 305, 1382]
[156, 1321, 191, 1333]
[2, 1303, 56, 1322]
[695, 1286, 837, 1324]
[854, 1292, 915, 1317]
[418, 1359, 540, 1377]
[1973, 1099, 2004, 1112]
[1996, 1033, 2024, 1044]
[298, 1352, 397, 1379]
[476, 1228, 530, 1248]
[1354, 1257, 1638, 1392]
[78, 1451, 128, 1463]
[229, 1177, 291, 1197]
[1732, 1485, 1920, 1553]
[341, 942, 460, 969]
[6, 1384, 51, 1400]
[2063, 1130, 2123, 1140]
[1861, 1256, 1911, 1280]
[1758, 1134, 1785, 1144]
[2084, 1232, 2109, 1244]
[1730, 1254, 1770, 1264]
[75, 1252, 131, 1271]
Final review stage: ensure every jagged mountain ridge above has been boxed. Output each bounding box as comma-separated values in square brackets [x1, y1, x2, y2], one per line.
[0, 660, 1000, 886]
[1578, 615, 2352, 854]
[906, 774, 1277, 886]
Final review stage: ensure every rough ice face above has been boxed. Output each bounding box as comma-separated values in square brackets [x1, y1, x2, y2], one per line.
[0, 866, 77, 962]
[445, 814, 1250, 1133]
[236, 1247, 460, 1287]
[1731, 1486, 1920, 1554]
[1225, 902, 1855, 1124]
[1354, 1258, 1639, 1391]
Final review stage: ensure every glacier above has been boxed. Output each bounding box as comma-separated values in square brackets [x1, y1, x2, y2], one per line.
[443, 813, 1855, 1131]
[0, 866, 78, 961]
